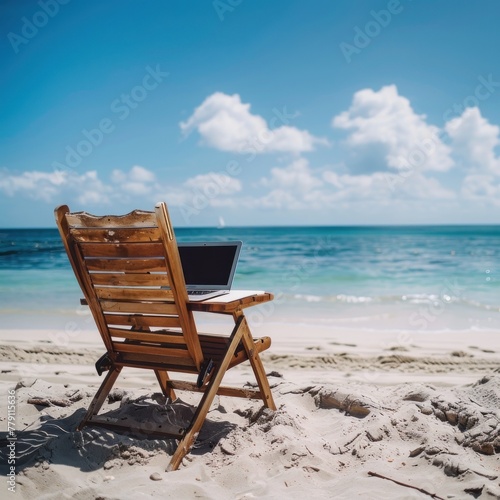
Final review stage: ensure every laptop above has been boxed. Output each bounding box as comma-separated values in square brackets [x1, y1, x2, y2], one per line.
[177, 241, 242, 301]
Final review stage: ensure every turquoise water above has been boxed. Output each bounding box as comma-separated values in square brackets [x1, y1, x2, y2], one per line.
[0, 226, 499, 332]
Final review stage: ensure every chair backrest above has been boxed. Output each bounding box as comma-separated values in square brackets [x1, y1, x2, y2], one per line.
[55, 202, 204, 372]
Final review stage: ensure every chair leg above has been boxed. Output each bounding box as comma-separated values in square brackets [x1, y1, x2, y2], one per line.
[155, 370, 177, 401]
[77, 366, 122, 431]
[232, 312, 276, 410]
[239, 317, 277, 411]
[167, 317, 246, 471]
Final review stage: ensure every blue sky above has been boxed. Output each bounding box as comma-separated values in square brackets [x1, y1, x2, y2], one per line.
[1, 0, 500, 227]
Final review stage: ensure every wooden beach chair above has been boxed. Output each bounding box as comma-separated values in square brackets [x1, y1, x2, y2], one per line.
[54, 202, 276, 471]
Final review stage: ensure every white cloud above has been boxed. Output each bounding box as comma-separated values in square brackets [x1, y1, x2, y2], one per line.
[390, 173, 455, 200]
[5, 86, 500, 223]
[324, 170, 454, 202]
[0, 169, 68, 202]
[149, 172, 244, 217]
[461, 174, 500, 206]
[323, 170, 392, 201]
[0, 166, 156, 205]
[184, 172, 242, 195]
[112, 165, 156, 183]
[254, 158, 326, 209]
[180, 92, 328, 154]
[253, 157, 454, 210]
[446, 107, 500, 176]
[74, 171, 113, 205]
[111, 165, 157, 195]
[333, 85, 453, 173]
[0, 165, 247, 216]
[261, 157, 322, 192]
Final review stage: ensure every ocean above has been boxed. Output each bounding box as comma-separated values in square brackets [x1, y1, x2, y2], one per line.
[0, 226, 499, 335]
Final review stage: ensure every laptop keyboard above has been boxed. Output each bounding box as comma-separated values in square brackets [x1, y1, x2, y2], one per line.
[188, 290, 217, 295]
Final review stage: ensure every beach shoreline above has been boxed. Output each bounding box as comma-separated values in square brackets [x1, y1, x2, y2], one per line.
[1, 324, 499, 499]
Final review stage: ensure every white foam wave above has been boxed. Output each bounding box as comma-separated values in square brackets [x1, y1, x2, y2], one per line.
[286, 292, 500, 311]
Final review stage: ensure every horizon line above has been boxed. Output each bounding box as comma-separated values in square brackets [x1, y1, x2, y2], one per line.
[2, 222, 500, 230]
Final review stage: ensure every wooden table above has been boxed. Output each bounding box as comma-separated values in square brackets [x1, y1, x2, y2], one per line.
[187, 290, 273, 316]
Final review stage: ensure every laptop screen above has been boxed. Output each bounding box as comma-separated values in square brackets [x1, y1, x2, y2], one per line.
[177, 241, 242, 289]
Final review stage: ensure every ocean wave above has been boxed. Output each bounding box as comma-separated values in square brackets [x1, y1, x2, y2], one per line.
[0, 245, 63, 256]
[0, 243, 67, 270]
[286, 292, 500, 311]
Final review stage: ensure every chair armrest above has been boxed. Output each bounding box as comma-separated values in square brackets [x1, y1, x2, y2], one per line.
[188, 291, 274, 314]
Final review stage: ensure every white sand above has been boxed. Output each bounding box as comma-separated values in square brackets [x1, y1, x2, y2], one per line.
[0, 323, 499, 499]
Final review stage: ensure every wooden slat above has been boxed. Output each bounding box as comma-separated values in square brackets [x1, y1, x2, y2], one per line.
[85, 258, 166, 272]
[66, 209, 156, 228]
[198, 334, 235, 362]
[113, 342, 192, 359]
[100, 300, 178, 315]
[198, 334, 229, 346]
[108, 328, 187, 344]
[80, 242, 164, 258]
[70, 227, 161, 243]
[168, 380, 263, 399]
[196, 334, 272, 368]
[115, 352, 198, 373]
[104, 313, 181, 329]
[95, 287, 173, 302]
[86, 417, 185, 439]
[90, 272, 169, 286]
[154, 202, 202, 370]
